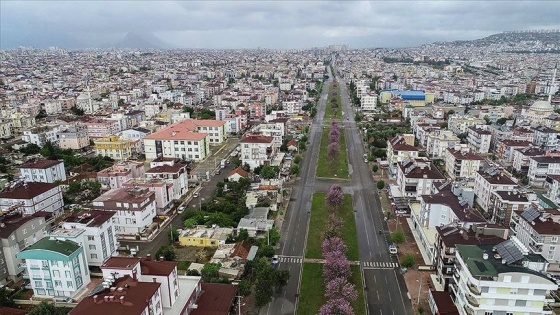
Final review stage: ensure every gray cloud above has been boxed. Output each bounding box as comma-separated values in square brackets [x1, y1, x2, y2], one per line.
[1, 1, 559, 49]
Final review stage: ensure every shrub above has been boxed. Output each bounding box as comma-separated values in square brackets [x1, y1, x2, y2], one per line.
[401, 253, 416, 268]
[390, 230, 405, 244]
[376, 180, 385, 190]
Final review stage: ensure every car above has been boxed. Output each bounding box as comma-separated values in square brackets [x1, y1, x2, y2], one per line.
[53, 296, 73, 303]
[389, 244, 398, 255]
[271, 255, 279, 267]
[396, 209, 409, 215]
[193, 192, 200, 198]
[364, 158, 368, 163]
[178, 206, 185, 214]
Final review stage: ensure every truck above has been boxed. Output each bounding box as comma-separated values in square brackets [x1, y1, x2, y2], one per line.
[220, 159, 226, 169]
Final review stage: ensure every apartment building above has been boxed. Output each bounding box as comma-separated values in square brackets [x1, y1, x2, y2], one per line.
[512, 147, 546, 174]
[122, 179, 172, 214]
[426, 130, 461, 158]
[510, 207, 560, 274]
[473, 169, 517, 213]
[545, 175, 560, 206]
[120, 127, 151, 153]
[528, 156, 560, 187]
[433, 225, 506, 291]
[69, 275, 164, 315]
[16, 237, 91, 299]
[240, 134, 276, 171]
[386, 134, 419, 176]
[59, 210, 118, 266]
[444, 148, 484, 181]
[467, 125, 492, 154]
[533, 126, 560, 150]
[495, 140, 533, 164]
[0, 212, 53, 284]
[396, 158, 445, 199]
[22, 126, 59, 147]
[361, 93, 377, 111]
[144, 123, 210, 162]
[85, 120, 121, 138]
[97, 161, 145, 190]
[145, 157, 189, 201]
[92, 187, 157, 236]
[488, 190, 531, 227]
[253, 122, 286, 148]
[58, 125, 90, 150]
[452, 243, 557, 315]
[94, 136, 138, 161]
[18, 159, 66, 183]
[0, 182, 63, 215]
[0, 120, 12, 139]
[448, 114, 486, 135]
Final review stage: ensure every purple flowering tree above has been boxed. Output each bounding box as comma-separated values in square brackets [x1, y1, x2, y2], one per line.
[322, 236, 347, 255]
[327, 142, 340, 160]
[325, 277, 358, 301]
[319, 298, 354, 315]
[323, 250, 351, 280]
[325, 185, 344, 209]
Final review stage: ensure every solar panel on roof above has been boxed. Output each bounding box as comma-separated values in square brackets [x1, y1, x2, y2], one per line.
[459, 199, 468, 207]
[496, 240, 524, 265]
[88, 283, 107, 296]
[520, 207, 540, 223]
[443, 227, 458, 236]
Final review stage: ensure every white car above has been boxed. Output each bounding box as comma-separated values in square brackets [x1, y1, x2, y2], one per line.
[193, 192, 199, 198]
[389, 244, 398, 255]
[271, 255, 279, 267]
[178, 206, 185, 214]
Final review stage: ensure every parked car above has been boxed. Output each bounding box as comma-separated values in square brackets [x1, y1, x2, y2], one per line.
[271, 255, 279, 267]
[389, 244, 398, 255]
[178, 206, 186, 214]
[193, 192, 199, 198]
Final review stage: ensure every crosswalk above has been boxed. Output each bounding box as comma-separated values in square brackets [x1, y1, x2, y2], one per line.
[279, 256, 303, 264]
[362, 261, 399, 269]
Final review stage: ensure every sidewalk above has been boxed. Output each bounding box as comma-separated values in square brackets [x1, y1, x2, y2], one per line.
[405, 218, 433, 265]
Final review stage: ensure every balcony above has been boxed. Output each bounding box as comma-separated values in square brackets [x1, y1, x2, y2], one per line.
[467, 282, 480, 295]
[22, 271, 29, 279]
[463, 305, 475, 315]
[529, 243, 543, 253]
[543, 305, 553, 314]
[465, 293, 480, 307]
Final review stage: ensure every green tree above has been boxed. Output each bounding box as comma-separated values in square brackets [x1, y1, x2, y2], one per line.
[376, 180, 385, 190]
[198, 108, 215, 119]
[290, 165, 300, 175]
[70, 105, 85, 116]
[401, 253, 416, 268]
[267, 228, 281, 246]
[0, 287, 15, 307]
[238, 279, 252, 296]
[257, 244, 275, 258]
[372, 164, 379, 173]
[118, 99, 125, 107]
[483, 115, 491, 125]
[391, 230, 405, 244]
[201, 262, 222, 282]
[28, 301, 66, 315]
[496, 117, 508, 125]
[236, 228, 249, 242]
[182, 105, 194, 116]
[155, 245, 176, 261]
[293, 155, 302, 164]
[260, 165, 278, 179]
[168, 227, 179, 244]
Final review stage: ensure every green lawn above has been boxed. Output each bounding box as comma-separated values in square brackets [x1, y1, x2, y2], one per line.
[306, 193, 359, 261]
[316, 128, 349, 179]
[325, 85, 343, 120]
[349, 265, 366, 315]
[297, 263, 326, 315]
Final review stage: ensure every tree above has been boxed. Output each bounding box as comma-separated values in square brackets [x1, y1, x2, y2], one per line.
[267, 228, 281, 246]
[294, 155, 302, 164]
[376, 180, 385, 190]
[290, 165, 300, 175]
[182, 105, 194, 116]
[257, 244, 275, 258]
[183, 218, 197, 228]
[323, 250, 351, 280]
[198, 108, 215, 119]
[201, 262, 221, 282]
[327, 142, 340, 160]
[70, 105, 85, 116]
[155, 245, 176, 261]
[401, 253, 416, 268]
[260, 165, 278, 179]
[238, 279, 252, 296]
[118, 99, 125, 107]
[483, 115, 491, 125]
[496, 117, 508, 125]
[0, 287, 14, 307]
[28, 301, 66, 315]
[319, 298, 355, 315]
[325, 185, 344, 209]
[391, 230, 405, 244]
[236, 228, 249, 242]
[325, 277, 358, 301]
[322, 237, 347, 255]
[168, 227, 179, 244]
[372, 164, 379, 173]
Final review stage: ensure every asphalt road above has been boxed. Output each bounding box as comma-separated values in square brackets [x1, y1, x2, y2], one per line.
[120, 162, 237, 256]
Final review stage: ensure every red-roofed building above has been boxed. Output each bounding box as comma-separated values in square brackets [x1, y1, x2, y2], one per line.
[146, 158, 189, 200]
[191, 283, 236, 315]
[227, 167, 249, 182]
[0, 182, 63, 215]
[17, 159, 66, 183]
[239, 134, 277, 170]
[144, 119, 226, 161]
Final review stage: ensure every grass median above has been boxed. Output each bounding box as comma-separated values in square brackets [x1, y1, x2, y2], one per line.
[305, 193, 359, 261]
[316, 128, 349, 179]
[325, 84, 343, 120]
[297, 263, 325, 315]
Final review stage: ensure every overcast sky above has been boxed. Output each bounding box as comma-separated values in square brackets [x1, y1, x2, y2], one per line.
[1, 1, 559, 49]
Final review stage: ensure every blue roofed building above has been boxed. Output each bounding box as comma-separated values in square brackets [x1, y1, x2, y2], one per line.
[379, 89, 435, 107]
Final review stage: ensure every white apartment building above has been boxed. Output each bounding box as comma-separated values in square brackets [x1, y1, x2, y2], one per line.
[396, 158, 445, 199]
[510, 207, 560, 274]
[448, 114, 486, 135]
[18, 159, 66, 183]
[253, 122, 285, 148]
[467, 125, 492, 154]
[59, 210, 118, 266]
[426, 130, 461, 158]
[22, 126, 60, 147]
[239, 134, 276, 171]
[0, 120, 12, 139]
[512, 147, 546, 174]
[452, 243, 557, 315]
[16, 237, 91, 299]
[473, 169, 517, 213]
[145, 157, 189, 200]
[386, 134, 418, 176]
[283, 100, 303, 115]
[445, 148, 484, 180]
[58, 125, 90, 150]
[528, 156, 560, 187]
[360, 93, 377, 111]
[96, 161, 145, 190]
[532, 126, 560, 151]
[92, 187, 157, 236]
[0, 182, 63, 215]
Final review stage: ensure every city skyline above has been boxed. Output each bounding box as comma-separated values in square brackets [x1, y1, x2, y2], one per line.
[1, 0, 559, 49]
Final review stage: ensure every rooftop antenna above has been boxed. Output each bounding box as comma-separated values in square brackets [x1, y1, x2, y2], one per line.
[549, 64, 557, 104]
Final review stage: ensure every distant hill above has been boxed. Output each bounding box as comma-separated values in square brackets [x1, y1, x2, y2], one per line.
[112, 32, 174, 49]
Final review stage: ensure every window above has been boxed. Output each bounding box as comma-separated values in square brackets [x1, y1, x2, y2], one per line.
[552, 236, 559, 243]
[53, 270, 60, 277]
[87, 236, 94, 241]
[514, 300, 525, 307]
[89, 244, 96, 250]
[91, 254, 98, 259]
[65, 271, 71, 278]
[54, 280, 62, 287]
[503, 276, 512, 282]
[34, 281, 43, 287]
[67, 281, 73, 288]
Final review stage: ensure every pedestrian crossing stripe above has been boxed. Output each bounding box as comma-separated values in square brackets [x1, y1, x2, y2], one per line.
[362, 262, 399, 268]
[279, 257, 303, 264]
